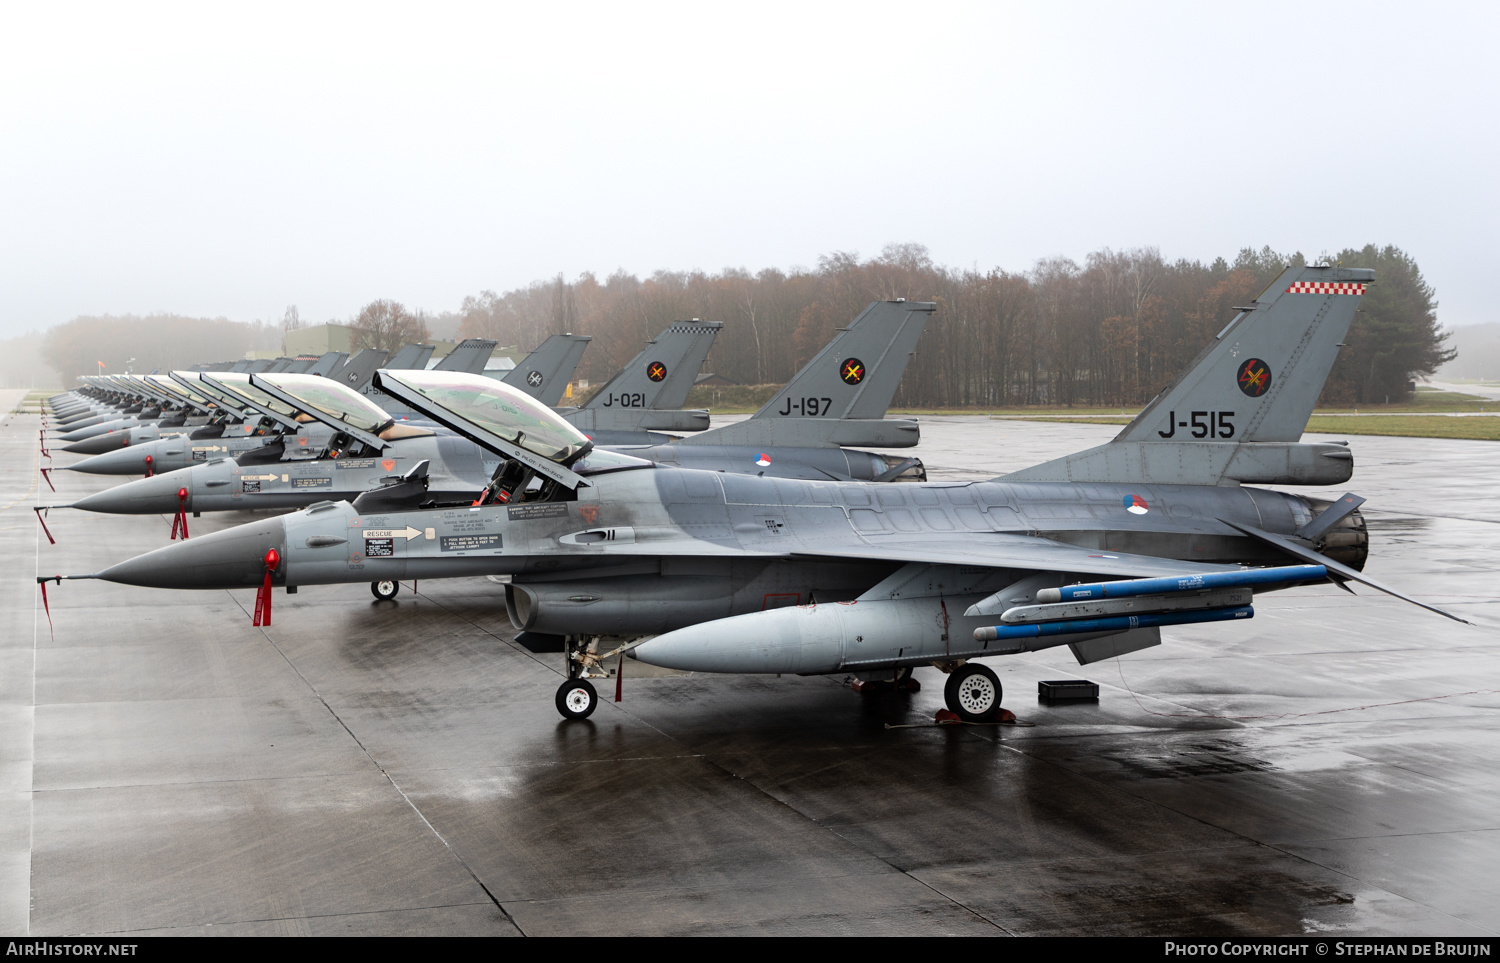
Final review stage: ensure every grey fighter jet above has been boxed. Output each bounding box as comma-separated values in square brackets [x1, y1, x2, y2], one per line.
[66, 335, 590, 477]
[60, 354, 362, 456]
[51, 300, 933, 524]
[61, 265, 1469, 724]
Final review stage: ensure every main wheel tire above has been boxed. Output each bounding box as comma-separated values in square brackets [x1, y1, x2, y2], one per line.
[556, 679, 598, 720]
[944, 664, 1002, 722]
[371, 579, 399, 601]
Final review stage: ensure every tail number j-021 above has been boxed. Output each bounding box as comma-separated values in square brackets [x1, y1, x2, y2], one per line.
[778, 397, 834, 416]
[600, 393, 647, 407]
[1158, 410, 1235, 439]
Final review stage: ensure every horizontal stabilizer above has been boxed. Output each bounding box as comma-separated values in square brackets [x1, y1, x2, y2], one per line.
[680, 417, 919, 449]
[1220, 518, 1470, 624]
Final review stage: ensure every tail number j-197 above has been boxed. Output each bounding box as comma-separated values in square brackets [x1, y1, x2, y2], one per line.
[1158, 410, 1235, 439]
[778, 397, 833, 416]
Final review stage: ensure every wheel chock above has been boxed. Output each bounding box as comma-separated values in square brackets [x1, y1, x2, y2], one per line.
[934, 708, 1017, 725]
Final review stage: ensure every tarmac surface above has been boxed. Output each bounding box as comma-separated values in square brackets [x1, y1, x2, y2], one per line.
[3, 396, 1499, 936]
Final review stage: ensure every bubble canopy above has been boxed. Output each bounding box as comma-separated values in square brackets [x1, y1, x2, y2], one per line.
[256, 372, 394, 433]
[378, 369, 591, 463]
[211, 372, 300, 416]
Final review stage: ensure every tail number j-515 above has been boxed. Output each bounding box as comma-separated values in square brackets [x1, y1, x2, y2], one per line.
[778, 397, 833, 416]
[1158, 410, 1235, 439]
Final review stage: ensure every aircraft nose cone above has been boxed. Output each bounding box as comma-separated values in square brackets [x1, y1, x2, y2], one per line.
[73, 468, 195, 515]
[96, 515, 287, 590]
[63, 431, 133, 455]
[67, 444, 160, 475]
[57, 414, 107, 431]
[58, 422, 119, 442]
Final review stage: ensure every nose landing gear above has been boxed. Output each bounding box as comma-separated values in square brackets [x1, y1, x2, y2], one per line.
[371, 579, 399, 601]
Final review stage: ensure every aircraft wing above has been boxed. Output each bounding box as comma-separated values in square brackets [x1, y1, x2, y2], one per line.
[577, 527, 1243, 580]
[788, 532, 1243, 581]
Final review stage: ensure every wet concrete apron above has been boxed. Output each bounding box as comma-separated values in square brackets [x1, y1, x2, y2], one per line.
[4, 406, 1498, 935]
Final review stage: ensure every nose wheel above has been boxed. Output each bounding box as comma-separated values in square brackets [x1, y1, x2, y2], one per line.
[371, 579, 399, 601]
[556, 679, 598, 720]
[944, 663, 1002, 722]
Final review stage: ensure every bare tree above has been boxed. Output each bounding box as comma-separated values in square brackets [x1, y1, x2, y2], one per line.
[351, 299, 430, 354]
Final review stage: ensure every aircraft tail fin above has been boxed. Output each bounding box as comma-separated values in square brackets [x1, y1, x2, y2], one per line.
[584, 320, 722, 411]
[329, 348, 388, 390]
[1006, 264, 1374, 486]
[434, 339, 497, 374]
[502, 334, 592, 405]
[387, 343, 436, 371]
[1116, 264, 1373, 444]
[306, 352, 348, 377]
[680, 300, 934, 449]
[754, 300, 934, 422]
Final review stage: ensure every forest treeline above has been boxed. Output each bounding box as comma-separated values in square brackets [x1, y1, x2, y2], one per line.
[36, 243, 1452, 406]
[457, 243, 1452, 407]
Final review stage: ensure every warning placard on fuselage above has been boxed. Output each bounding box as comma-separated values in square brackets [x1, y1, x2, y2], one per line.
[440, 534, 503, 552]
[507, 503, 567, 521]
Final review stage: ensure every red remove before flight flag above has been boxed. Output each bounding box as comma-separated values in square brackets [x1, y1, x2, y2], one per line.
[37, 576, 58, 641]
[40, 467, 54, 492]
[34, 507, 54, 545]
[144, 455, 153, 478]
[169, 487, 189, 540]
[252, 548, 280, 626]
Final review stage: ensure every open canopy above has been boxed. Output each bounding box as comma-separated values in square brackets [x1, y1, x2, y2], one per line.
[256, 372, 393, 433]
[377, 369, 590, 464]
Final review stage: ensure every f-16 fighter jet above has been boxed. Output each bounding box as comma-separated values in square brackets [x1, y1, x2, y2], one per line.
[58, 354, 364, 456]
[59, 265, 1468, 724]
[49, 300, 933, 525]
[65, 336, 589, 477]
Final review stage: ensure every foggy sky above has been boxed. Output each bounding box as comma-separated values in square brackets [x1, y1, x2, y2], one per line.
[1, 1, 1496, 339]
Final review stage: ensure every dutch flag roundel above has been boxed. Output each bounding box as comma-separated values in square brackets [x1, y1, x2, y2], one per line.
[1124, 494, 1149, 515]
[755, 452, 772, 467]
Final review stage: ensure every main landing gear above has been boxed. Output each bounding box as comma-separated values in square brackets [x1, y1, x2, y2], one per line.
[556, 678, 598, 720]
[943, 663, 1002, 722]
[554, 634, 650, 720]
[371, 579, 399, 601]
